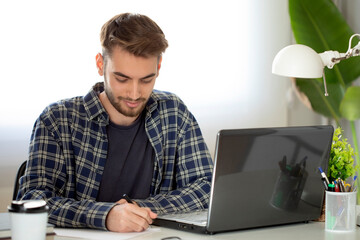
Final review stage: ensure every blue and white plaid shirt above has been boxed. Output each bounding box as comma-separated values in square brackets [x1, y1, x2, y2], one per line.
[18, 82, 213, 230]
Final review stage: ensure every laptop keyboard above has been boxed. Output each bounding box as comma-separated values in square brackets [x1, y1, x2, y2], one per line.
[157, 209, 208, 226]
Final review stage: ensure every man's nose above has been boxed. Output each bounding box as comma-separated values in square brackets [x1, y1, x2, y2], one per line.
[128, 81, 141, 100]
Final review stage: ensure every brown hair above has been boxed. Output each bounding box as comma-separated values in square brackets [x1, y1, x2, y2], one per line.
[100, 13, 168, 59]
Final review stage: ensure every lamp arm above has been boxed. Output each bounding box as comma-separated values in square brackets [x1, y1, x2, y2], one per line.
[319, 34, 360, 70]
[353, 41, 360, 56]
[346, 33, 360, 57]
[319, 51, 345, 69]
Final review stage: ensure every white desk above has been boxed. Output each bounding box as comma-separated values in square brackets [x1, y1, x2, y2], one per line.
[52, 222, 360, 240]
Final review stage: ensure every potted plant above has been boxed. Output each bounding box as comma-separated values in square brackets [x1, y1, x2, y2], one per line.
[288, 0, 360, 200]
[328, 127, 357, 184]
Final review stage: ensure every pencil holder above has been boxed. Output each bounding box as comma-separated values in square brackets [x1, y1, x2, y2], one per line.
[325, 191, 356, 232]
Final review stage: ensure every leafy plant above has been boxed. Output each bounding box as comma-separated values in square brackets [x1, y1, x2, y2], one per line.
[288, 0, 360, 196]
[328, 127, 357, 182]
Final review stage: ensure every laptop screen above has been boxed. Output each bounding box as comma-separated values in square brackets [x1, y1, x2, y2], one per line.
[207, 125, 333, 233]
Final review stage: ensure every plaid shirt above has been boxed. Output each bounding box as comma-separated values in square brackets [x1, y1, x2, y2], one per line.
[18, 82, 213, 230]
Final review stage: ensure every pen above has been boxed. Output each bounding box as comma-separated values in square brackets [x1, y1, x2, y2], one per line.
[321, 178, 329, 191]
[334, 181, 340, 192]
[318, 167, 330, 185]
[351, 176, 357, 192]
[338, 178, 345, 192]
[122, 194, 133, 204]
[327, 183, 335, 192]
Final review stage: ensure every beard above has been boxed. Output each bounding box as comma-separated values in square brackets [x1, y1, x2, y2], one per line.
[103, 82, 148, 118]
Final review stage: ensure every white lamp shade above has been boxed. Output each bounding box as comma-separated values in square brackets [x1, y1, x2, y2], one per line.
[272, 44, 324, 78]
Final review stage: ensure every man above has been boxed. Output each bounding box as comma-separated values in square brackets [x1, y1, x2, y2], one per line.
[18, 13, 213, 233]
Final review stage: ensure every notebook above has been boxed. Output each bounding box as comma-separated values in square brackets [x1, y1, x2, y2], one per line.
[153, 125, 334, 234]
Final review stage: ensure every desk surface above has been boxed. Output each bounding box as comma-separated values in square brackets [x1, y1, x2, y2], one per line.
[51, 221, 360, 240]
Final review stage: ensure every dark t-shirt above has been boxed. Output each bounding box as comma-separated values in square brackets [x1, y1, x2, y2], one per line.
[96, 112, 154, 202]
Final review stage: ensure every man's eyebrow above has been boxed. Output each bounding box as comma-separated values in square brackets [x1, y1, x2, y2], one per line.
[113, 72, 130, 79]
[113, 72, 156, 80]
[140, 73, 156, 80]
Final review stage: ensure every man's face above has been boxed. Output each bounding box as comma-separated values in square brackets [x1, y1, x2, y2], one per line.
[98, 46, 160, 118]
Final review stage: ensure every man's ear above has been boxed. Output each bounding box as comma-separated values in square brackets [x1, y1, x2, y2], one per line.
[96, 53, 104, 76]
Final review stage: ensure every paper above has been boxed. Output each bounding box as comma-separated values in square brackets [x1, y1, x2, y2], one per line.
[54, 226, 159, 240]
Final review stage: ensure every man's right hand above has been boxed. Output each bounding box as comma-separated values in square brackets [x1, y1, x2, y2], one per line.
[106, 202, 157, 232]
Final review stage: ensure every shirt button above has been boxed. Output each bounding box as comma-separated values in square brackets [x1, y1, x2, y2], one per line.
[95, 169, 102, 174]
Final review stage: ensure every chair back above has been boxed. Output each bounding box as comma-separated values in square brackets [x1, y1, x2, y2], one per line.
[12, 161, 27, 200]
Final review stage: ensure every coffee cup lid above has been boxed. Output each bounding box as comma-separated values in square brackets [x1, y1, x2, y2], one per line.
[8, 200, 48, 213]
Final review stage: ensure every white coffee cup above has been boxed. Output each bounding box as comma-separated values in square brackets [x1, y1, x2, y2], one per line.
[8, 200, 49, 240]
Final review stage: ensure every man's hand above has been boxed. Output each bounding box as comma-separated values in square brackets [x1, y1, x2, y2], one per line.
[106, 201, 157, 232]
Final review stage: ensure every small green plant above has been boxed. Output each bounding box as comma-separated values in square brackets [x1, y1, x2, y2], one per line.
[328, 127, 358, 183]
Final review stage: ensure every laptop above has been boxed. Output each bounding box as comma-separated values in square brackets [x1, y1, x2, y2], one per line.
[153, 125, 334, 234]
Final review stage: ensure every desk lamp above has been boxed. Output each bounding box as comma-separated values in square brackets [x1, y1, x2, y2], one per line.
[272, 33, 360, 226]
[272, 33, 360, 96]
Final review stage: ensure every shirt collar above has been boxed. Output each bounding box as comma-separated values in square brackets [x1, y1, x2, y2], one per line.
[146, 89, 174, 113]
[83, 82, 109, 123]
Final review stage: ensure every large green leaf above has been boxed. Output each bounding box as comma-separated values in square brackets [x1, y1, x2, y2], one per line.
[289, 0, 360, 121]
[340, 86, 360, 121]
[295, 79, 343, 121]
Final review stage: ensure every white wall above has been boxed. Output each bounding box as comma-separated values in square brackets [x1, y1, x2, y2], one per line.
[0, 0, 322, 211]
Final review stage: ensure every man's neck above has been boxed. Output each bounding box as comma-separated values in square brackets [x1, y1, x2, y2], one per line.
[99, 92, 138, 126]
